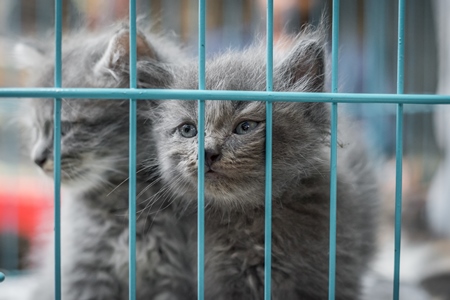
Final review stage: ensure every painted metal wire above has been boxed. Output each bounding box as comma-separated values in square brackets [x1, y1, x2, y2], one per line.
[0, 1, 442, 300]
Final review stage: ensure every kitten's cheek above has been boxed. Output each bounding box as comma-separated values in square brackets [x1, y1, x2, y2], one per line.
[161, 160, 173, 175]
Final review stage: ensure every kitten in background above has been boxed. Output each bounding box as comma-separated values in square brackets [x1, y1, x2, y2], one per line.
[1, 25, 193, 300]
[151, 26, 379, 300]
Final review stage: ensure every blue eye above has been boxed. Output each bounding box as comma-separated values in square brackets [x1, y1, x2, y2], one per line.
[234, 121, 258, 135]
[179, 123, 197, 138]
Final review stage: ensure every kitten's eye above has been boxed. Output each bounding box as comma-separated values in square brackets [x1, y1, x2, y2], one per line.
[178, 124, 197, 138]
[234, 121, 259, 135]
[60, 121, 72, 136]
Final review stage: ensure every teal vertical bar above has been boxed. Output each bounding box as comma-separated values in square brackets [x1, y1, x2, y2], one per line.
[129, 0, 137, 300]
[329, 1, 339, 300]
[54, 0, 62, 299]
[264, 1, 273, 300]
[197, 0, 206, 299]
[1, 0, 21, 278]
[393, 0, 405, 299]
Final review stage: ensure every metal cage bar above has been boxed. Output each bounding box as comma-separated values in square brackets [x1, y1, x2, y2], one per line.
[0, 1, 449, 299]
[1, 89, 449, 104]
[264, 1, 274, 300]
[394, 0, 406, 299]
[329, 1, 340, 299]
[53, 0, 63, 299]
[197, 0, 206, 299]
[128, 0, 138, 299]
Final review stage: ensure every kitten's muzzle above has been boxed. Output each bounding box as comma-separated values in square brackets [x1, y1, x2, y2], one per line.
[205, 149, 221, 169]
[34, 156, 47, 168]
[37, 159, 55, 176]
[34, 151, 50, 168]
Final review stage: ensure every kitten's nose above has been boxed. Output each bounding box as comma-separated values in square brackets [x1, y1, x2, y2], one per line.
[205, 149, 221, 167]
[34, 154, 48, 168]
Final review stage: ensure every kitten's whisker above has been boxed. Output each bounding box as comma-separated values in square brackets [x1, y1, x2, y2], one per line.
[141, 177, 186, 231]
[136, 165, 154, 174]
[105, 164, 159, 197]
[138, 173, 185, 220]
[144, 193, 171, 230]
[106, 176, 132, 196]
[136, 176, 164, 199]
[148, 175, 191, 222]
[137, 183, 169, 216]
[86, 165, 129, 177]
[137, 177, 179, 216]
[297, 152, 325, 178]
[138, 177, 175, 206]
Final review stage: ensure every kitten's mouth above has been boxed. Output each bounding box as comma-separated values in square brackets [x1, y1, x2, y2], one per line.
[205, 165, 215, 174]
[204, 166, 224, 179]
[40, 165, 88, 183]
[205, 171, 221, 180]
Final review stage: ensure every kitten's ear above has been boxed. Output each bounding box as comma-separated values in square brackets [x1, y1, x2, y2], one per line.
[94, 28, 158, 76]
[276, 37, 326, 92]
[276, 34, 330, 133]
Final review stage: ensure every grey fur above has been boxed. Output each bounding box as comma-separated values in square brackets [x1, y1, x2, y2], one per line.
[10, 25, 194, 300]
[151, 27, 379, 299]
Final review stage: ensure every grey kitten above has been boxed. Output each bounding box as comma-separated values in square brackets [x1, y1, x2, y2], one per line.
[152, 28, 379, 300]
[5, 26, 194, 300]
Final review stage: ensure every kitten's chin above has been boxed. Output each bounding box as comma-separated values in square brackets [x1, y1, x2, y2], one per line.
[205, 170, 223, 180]
[204, 179, 265, 209]
[40, 167, 87, 183]
[163, 168, 265, 210]
[39, 167, 106, 194]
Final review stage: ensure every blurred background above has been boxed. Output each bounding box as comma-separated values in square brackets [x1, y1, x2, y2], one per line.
[0, 0, 448, 299]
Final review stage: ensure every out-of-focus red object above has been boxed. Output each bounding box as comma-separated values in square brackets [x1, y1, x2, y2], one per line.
[0, 176, 53, 239]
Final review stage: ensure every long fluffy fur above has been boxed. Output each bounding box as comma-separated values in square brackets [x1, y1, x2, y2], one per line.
[1, 25, 194, 300]
[151, 26, 379, 299]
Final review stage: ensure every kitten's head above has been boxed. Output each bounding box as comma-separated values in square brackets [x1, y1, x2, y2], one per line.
[153, 30, 330, 210]
[20, 27, 176, 192]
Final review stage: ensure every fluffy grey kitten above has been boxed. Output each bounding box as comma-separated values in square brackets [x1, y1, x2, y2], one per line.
[4, 26, 194, 300]
[152, 28, 379, 300]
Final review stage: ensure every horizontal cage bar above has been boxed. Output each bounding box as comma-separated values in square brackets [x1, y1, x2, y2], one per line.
[1, 88, 450, 104]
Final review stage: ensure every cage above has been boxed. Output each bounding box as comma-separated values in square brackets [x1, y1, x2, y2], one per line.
[0, 0, 448, 299]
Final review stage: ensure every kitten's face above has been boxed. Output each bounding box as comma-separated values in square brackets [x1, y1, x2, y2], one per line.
[27, 99, 137, 192]
[155, 99, 328, 209]
[21, 28, 174, 192]
[155, 100, 267, 208]
[153, 35, 329, 209]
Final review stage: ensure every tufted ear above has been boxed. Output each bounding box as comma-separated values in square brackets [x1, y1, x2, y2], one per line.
[276, 38, 326, 92]
[94, 28, 158, 77]
[276, 35, 329, 133]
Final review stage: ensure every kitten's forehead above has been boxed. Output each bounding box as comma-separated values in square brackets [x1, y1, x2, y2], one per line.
[205, 50, 266, 91]
[28, 98, 129, 123]
[160, 100, 265, 127]
[174, 52, 266, 92]
[165, 51, 267, 126]
[160, 100, 197, 123]
[27, 98, 53, 122]
[61, 100, 130, 122]
[205, 101, 265, 125]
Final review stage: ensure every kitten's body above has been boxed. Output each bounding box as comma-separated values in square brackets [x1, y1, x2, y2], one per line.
[152, 29, 378, 299]
[3, 26, 194, 300]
